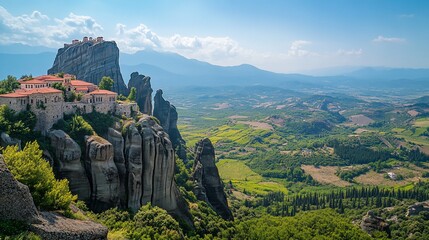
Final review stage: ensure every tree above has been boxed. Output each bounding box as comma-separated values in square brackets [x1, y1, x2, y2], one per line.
[0, 75, 19, 94]
[99, 76, 114, 91]
[128, 87, 136, 101]
[2, 141, 76, 211]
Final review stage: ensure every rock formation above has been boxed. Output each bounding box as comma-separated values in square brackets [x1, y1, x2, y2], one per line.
[48, 40, 128, 94]
[153, 89, 187, 161]
[128, 72, 153, 114]
[49, 116, 192, 225]
[85, 135, 120, 212]
[0, 132, 21, 149]
[1, 155, 108, 239]
[191, 138, 233, 220]
[30, 212, 108, 240]
[360, 210, 390, 236]
[48, 130, 90, 201]
[107, 128, 127, 208]
[407, 201, 429, 217]
[0, 155, 40, 223]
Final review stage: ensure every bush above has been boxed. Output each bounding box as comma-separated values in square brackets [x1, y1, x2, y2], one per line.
[2, 141, 76, 211]
[0, 105, 36, 142]
[53, 115, 94, 146]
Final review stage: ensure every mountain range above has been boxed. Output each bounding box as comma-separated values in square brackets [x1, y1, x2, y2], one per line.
[1, 43, 429, 93]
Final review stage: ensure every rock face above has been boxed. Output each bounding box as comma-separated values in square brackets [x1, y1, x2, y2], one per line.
[0, 132, 21, 149]
[407, 201, 429, 217]
[191, 138, 233, 220]
[107, 128, 127, 208]
[153, 89, 187, 161]
[30, 211, 108, 240]
[360, 211, 390, 236]
[49, 116, 191, 225]
[0, 155, 40, 223]
[48, 130, 90, 201]
[48, 40, 128, 94]
[85, 136, 120, 212]
[122, 115, 191, 223]
[128, 72, 153, 114]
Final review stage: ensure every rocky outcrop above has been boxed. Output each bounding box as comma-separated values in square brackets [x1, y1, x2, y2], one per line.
[85, 136, 120, 212]
[123, 123, 143, 212]
[49, 117, 191, 225]
[153, 89, 187, 161]
[191, 138, 233, 220]
[128, 72, 153, 114]
[30, 212, 108, 240]
[407, 201, 429, 217]
[48, 40, 128, 94]
[360, 211, 390, 236]
[0, 132, 21, 149]
[107, 128, 127, 208]
[0, 155, 40, 223]
[48, 130, 90, 201]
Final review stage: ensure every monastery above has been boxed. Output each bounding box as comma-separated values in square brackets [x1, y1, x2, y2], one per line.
[0, 74, 138, 133]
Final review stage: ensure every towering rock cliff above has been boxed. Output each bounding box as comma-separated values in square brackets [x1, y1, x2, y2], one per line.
[84, 135, 120, 212]
[48, 40, 128, 94]
[128, 72, 153, 114]
[48, 130, 90, 201]
[153, 89, 187, 161]
[191, 138, 233, 220]
[49, 115, 192, 225]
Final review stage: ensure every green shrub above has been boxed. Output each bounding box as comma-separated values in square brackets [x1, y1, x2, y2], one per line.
[2, 141, 76, 211]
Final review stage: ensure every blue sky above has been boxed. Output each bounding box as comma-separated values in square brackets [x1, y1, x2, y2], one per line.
[0, 0, 428, 73]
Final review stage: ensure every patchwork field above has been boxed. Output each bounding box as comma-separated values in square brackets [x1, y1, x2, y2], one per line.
[216, 159, 288, 195]
[301, 165, 351, 187]
[179, 123, 282, 147]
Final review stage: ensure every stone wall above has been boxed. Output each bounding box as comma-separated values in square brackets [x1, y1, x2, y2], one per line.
[115, 102, 138, 117]
[0, 97, 27, 112]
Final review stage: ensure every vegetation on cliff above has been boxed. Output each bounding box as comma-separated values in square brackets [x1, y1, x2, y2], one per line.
[2, 141, 75, 211]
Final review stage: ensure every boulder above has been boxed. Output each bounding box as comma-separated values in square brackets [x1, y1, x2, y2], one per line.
[153, 89, 188, 161]
[360, 210, 390, 236]
[85, 136, 120, 212]
[128, 72, 153, 114]
[48, 130, 90, 201]
[0, 155, 39, 223]
[48, 40, 128, 94]
[0, 132, 21, 149]
[192, 138, 233, 220]
[107, 128, 127, 208]
[30, 212, 108, 240]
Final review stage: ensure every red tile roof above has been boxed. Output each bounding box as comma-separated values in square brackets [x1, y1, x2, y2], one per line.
[16, 88, 63, 95]
[75, 87, 89, 91]
[20, 79, 47, 84]
[0, 92, 27, 98]
[70, 80, 96, 87]
[87, 89, 117, 95]
[0, 88, 62, 98]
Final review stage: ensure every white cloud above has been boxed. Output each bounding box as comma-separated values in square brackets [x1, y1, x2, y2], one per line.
[337, 48, 362, 56]
[372, 35, 405, 43]
[399, 14, 414, 18]
[113, 23, 250, 64]
[0, 6, 103, 46]
[287, 40, 315, 57]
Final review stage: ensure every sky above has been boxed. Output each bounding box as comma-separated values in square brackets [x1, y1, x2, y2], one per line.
[0, 0, 428, 73]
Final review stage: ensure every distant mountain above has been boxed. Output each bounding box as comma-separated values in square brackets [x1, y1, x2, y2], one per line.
[0, 43, 56, 54]
[0, 52, 56, 79]
[345, 67, 429, 80]
[1, 43, 429, 95]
